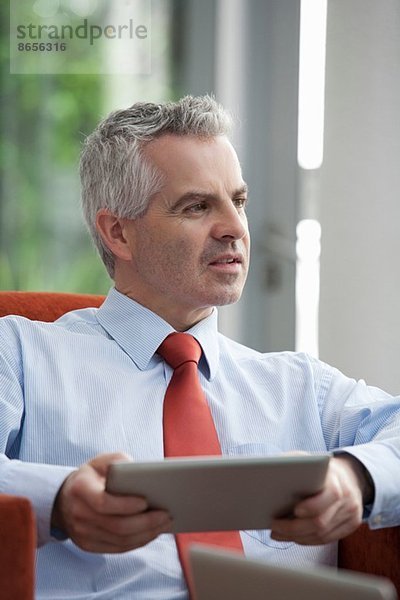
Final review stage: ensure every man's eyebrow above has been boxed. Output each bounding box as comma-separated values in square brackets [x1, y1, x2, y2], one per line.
[172, 183, 249, 210]
[233, 183, 248, 196]
[175, 191, 215, 205]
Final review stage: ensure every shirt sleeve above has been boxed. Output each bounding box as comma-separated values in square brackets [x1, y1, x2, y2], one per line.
[0, 319, 75, 546]
[317, 360, 400, 529]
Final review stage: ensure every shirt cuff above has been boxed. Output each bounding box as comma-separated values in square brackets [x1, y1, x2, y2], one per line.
[331, 450, 375, 519]
[336, 443, 400, 529]
[0, 458, 76, 545]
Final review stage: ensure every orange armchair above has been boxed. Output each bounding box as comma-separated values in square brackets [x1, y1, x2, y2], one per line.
[0, 291, 399, 597]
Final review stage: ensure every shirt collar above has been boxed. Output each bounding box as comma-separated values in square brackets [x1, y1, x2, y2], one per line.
[96, 288, 219, 380]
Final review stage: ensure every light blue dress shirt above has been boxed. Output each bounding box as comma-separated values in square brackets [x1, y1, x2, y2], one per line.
[0, 288, 400, 599]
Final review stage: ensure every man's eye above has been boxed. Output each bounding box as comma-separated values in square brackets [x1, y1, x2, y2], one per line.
[234, 197, 247, 209]
[186, 202, 207, 213]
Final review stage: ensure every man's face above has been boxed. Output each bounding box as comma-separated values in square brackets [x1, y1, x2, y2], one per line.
[118, 134, 250, 329]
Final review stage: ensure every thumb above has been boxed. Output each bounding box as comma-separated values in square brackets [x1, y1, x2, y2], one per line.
[87, 452, 133, 477]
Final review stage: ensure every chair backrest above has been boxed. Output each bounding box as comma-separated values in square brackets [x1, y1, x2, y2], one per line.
[0, 290, 105, 321]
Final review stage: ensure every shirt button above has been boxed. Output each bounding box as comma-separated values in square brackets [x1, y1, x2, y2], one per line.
[372, 514, 383, 526]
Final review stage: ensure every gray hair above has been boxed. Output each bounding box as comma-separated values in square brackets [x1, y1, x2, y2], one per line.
[80, 95, 233, 277]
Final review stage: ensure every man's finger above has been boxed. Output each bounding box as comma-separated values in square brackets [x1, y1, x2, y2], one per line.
[294, 486, 341, 518]
[88, 452, 133, 477]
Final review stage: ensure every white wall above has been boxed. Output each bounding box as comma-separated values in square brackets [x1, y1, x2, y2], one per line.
[319, 0, 400, 393]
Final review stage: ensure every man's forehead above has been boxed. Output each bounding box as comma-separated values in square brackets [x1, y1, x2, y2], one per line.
[142, 134, 244, 202]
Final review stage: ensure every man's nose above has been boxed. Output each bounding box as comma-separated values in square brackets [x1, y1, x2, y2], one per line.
[211, 202, 248, 241]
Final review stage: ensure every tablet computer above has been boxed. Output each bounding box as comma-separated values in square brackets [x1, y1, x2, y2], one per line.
[189, 545, 398, 600]
[106, 454, 329, 533]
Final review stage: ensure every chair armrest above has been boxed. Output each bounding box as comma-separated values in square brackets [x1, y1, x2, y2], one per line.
[0, 494, 36, 600]
[338, 524, 400, 595]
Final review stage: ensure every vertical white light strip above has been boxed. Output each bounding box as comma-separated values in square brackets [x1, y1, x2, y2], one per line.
[295, 219, 321, 356]
[297, 0, 328, 170]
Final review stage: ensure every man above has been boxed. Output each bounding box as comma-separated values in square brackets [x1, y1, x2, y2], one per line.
[0, 95, 399, 599]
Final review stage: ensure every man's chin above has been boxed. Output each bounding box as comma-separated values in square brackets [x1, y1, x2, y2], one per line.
[213, 289, 243, 307]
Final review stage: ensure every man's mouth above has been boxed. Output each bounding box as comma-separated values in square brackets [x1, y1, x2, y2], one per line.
[212, 258, 239, 264]
[209, 255, 243, 270]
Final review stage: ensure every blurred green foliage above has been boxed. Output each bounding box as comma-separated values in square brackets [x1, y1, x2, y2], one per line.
[0, 0, 109, 291]
[0, 0, 178, 293]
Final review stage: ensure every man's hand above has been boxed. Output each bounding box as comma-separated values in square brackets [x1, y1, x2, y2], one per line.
[51, 453, 172, 553]
[270, 455, 371, 545]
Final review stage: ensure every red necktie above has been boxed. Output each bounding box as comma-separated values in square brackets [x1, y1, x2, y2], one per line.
[158, 333, 243, 598]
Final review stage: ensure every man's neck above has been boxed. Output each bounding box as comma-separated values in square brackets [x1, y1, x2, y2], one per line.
[114, 285, 213, 332]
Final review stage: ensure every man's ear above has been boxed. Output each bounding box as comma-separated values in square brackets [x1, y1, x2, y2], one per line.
[95, 209, 134, 261]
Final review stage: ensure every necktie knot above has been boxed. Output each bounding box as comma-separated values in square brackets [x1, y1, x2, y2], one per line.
[158, 333, 202, 369]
